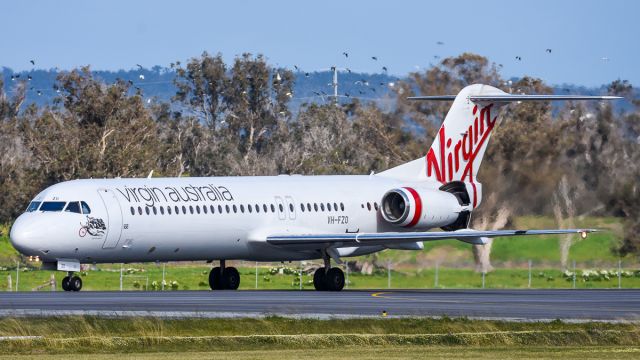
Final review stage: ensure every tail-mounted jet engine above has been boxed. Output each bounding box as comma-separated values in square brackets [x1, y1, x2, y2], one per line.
[380, 186, 468, 230]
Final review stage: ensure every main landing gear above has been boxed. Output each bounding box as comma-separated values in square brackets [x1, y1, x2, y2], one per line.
[313, 253, 345, 291]
[61, 272, 82, 292]
[209, 260, 240, 290]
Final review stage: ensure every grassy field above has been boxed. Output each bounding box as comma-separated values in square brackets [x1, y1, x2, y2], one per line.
[2, 347, 640, 360]
[2, 263, 640, 291]
[0, 316, 638, 357]
[1, 216, 637, 291]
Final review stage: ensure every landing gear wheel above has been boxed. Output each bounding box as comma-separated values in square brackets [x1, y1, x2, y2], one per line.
[325, 267, 345, 292]
[222, 267, 240, 290]
[313, 268, 328, 291]
[61, 276, 71, 291]
[69, 276, 82, 292]
[209, 267, 222, 290]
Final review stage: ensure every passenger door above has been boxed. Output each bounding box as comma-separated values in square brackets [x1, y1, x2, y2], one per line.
[97, 188, 123, 249]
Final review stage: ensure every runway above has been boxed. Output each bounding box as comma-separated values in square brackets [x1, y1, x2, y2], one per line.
[1, 289, 639, 321]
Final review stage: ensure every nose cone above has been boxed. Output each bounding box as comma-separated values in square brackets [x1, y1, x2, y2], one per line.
[10, 214, 39, 255]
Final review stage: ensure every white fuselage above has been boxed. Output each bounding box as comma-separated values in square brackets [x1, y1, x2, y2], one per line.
[10, 175, 456, 264]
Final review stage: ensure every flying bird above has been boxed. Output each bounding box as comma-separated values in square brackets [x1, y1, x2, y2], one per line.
[345, 68, 351, 73]
[382, 66, 388, 72]
[30, 60, 35, 65]
[342, 52, 349, 58]
[27, 75, 32, 80]
[344, 92, 350, 97]
[305, 72, 310, 77]
[371, 56, 378, 61]
[136, 64, 143, 69]
[294, 65, 299, 71]
[515, 56, 522, 61]
[436, 41, 444, 45]
[546, 48, 552, 53]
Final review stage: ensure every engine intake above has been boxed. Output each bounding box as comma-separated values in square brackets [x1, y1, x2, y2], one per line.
[380, 187, 463, 229]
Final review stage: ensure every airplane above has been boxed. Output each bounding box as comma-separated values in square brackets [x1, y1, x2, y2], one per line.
[9, 84, 621, 292]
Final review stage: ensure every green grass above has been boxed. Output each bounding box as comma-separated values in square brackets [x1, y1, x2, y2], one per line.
[0, 216, 636, 292]
[1, 347, 640, 360]
[0, 316, 638, 356]
[2, 263, 640, 291]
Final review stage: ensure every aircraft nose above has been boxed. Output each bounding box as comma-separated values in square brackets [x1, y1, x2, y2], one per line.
[9, 215, 39, 255]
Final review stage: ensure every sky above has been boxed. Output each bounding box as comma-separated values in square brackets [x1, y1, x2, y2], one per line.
[1, 0, 638, 86]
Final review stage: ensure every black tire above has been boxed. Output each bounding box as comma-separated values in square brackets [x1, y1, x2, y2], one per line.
[325, 267, 345, 291]
[69, 276, 82, 292]
[61, 276, 70, 291]
[222, 267, 240, 290]
[209, 267, 222, 290]
[313, 268, 328, 291]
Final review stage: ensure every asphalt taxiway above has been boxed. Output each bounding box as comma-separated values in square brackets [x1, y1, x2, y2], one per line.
[1, 289, 638, 321]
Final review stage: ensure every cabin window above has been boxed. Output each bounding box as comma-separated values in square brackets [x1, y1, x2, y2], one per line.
[367, 202, 371, 211]
[203, 205, 207, 214]
[374, 202, 379, 211]
[219, 205, 223, 213]
[130, 207, 135, 215]
[240, 204, 245, 213]
[326, 203, 332, 211]
[334, 202, 338, 211]
[320, 203, 325, 211]
[167, 206, 172, 215]
[189, 206, 194, 214]
[182, 206, 187, 214]
[263, 204, 268, 212]
[313, 203, 318, 212]
[138, 206, 143, 215]
[210, 205, 215, 214]
[300, 203, 305, 212]
[40, 201, 66, 212]
[340, 203, 345, 211]
[153, 206, 158, 215]
[255, 204, 260, 213]
[225, 205, 230, 213]
[160, 206, 165, 215]
[64, 202, 81, 214]
[196, 205, 201, 214]
[278, 204, 284, 212]
[232, 205, 237, 213]
[307, 203, 312, 212]
[174, 206, 179, 215]
[145, 207, 150, 215]
[248, 204, 252, 213]
[269, 204, 275, 212]
[289, 203, 294, 212]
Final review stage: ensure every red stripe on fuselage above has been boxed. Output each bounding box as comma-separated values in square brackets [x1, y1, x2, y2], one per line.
[403, 187, 422, 228]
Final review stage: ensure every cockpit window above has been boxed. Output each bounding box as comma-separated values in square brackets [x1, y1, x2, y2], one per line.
[64, 202, 81, 214]
[26, 201, 41, 212]
[40, 201, 66, 212]
[81, 201, 91, 214]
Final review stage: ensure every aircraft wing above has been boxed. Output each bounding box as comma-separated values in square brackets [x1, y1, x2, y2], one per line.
[266, 228, 595, 248]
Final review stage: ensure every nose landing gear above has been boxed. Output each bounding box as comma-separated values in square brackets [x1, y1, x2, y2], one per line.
[61, 272, 82, 292]
[208, 260, 240, 290]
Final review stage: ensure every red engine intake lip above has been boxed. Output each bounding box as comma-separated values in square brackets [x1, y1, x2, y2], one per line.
[403, 187, 422, 228]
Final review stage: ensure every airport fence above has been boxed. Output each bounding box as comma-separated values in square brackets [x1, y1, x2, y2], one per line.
[2, 258, 640, 291]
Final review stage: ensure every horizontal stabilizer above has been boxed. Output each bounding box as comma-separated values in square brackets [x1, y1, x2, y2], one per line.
[408, 95, 622, 102]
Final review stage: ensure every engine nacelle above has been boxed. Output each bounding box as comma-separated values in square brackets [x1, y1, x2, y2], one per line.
[380, 187, 463, 229]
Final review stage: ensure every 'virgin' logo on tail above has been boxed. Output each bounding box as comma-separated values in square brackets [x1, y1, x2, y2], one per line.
[425, 104, 497, 207]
